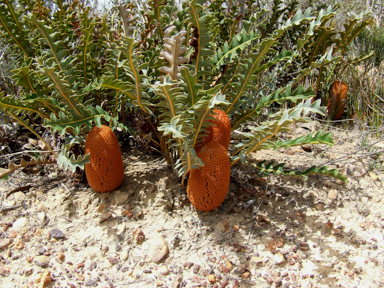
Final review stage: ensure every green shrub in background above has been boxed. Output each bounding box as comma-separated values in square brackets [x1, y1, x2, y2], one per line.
[348, 25, 384, 127]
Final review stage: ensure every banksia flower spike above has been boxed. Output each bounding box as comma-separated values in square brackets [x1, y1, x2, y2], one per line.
[327, 81, 348, 120]
[85, 125, 124, 192]
[187, 142, 230, 212]
[195, 109, 231, 153]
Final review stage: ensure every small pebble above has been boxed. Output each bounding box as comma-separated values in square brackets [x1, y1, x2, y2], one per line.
[241, 272, 250, 279]
[34, 255, 50, 267]
[37, 246, 46, 255]
[193, 264, 200, 274]
[50, 228, 65, 239]
[108, 257, 118, 265]
[85, 279, 97, 286]
[149, 237, 168, 263]
[208, 274, 216, 284]
[14, 241, 24, 250]
[89, 262, 97, 270]
[0, 239, 12, 249]
[158, 265, 170, 276]
[58, 253, 65, 261]
[274, 252, 286, 265]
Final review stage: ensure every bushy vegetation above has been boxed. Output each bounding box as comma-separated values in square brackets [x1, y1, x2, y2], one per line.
[1, 0, 378, 184]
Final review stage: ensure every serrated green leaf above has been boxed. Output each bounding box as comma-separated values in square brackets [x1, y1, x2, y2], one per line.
[250, 161, 346, 182]
[43, 105, 117, 135]
[57, 144, 90, 172]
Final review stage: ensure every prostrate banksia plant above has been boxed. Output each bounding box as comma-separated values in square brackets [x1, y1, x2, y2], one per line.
[85, 125, 124, 193]
[327, 81, 349, 120]
[187, 142, 230, 212]
[195, 109, 231, 153]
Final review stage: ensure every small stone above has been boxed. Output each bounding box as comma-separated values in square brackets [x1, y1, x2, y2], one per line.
[117, 223, 126, 236]
[0, 239, 12, 249]
[89, 262, 97, 270]
[315, 203, 323, 210]
[369, 172, 378, 181]
[158, 265, 169, 276]
[14, 240, 24, 250]
[35, 269, 51, 288]
[99, 213, 112, 223]
[9, 231, 18, 238]
[274, 252, 286, 265]
[249, 256, 263, 265]
[34, 255, 50, 267]
[27, 256, 33, 263]
[259, 214, 271, 224]
[208, 274, 216, 284]
[193, 264, 200, 274]
[50, 228, 65, 239]
[108, 257, 118, 265]
[13, 191, 26, 202]
[274, 276, 283, 285]
[37, 246, 46, 254]
[58, 253, 65, 261]
[13, 217, 28, 231]
[85, 279, 97, 286]
[241, 272, 251, 279]
[149, 237, 169, 263]
[328, 189, 338, 200]
[1, 265, 11, 275]
[220, 279, 229, 287]
[121, 250, 129, 261]
[225, 260, 233, 271]
[101, 245, 109, 254]
[37, 212, 46, 223]
[132, 227, 145, 244]
[156, 280, 163, 286]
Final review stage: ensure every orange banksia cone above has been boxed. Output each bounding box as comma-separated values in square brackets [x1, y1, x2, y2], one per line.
[85, 125, 124, 192]
[187, 142, 230, 211]
[195, 109, 231, 153]
[327, 81, 348, 120]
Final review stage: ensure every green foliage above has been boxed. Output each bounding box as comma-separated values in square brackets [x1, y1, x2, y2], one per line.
[252, 161, 347, 183]
[2, 0, 371, 183]
[57, 144, 91, 172]
[355, 26, 384, 66]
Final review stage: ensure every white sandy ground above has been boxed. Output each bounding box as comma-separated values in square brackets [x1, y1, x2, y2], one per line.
[0, 122, 383, 288]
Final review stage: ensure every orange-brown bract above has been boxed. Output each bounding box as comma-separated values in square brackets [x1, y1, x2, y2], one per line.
[85, 125, 124, 193]
[195, 109, 231, 153]
[327, 81, 348, 120]
[187, 142, 230, 212]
